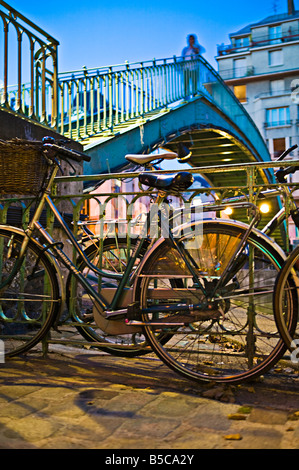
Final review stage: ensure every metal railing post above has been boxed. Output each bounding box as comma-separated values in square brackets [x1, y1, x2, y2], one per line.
[0, 1, 59, 128]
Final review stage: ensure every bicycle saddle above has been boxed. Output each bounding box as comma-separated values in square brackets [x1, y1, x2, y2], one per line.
[139, 171, 194, 191]
[125, 152, 178, 165]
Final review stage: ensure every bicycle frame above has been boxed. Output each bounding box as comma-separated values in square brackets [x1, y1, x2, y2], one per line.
[0, 161, 261, 325]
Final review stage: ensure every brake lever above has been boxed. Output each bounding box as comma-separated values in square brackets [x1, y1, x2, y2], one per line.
[276, 144, 298, 162]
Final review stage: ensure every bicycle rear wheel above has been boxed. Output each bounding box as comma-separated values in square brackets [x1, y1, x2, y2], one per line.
[135, 220, 294, 384]
[0, 227, 60, 357]
[273, 246, 299, 351]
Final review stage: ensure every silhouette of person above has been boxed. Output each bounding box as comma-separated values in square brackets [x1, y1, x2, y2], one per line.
[181, 34, 205, 97]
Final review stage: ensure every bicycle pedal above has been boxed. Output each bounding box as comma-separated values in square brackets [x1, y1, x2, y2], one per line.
[126, 302, 141, 321]
[80, 313, 94, 322]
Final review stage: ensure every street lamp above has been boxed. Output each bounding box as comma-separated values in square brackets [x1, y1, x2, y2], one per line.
[223, 206, 233, 216]
[260, 203, 270, 214]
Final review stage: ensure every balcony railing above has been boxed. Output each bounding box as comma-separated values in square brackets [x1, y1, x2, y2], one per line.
[264, 119, 292, 127]
[219, 65, 299, 81]
[217, 29, 299, 56]
[219, 66, 255, 80]
[254, 89, 291, 99]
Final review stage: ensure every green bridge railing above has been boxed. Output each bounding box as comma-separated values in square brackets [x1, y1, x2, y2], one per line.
[0, 1, 59, 126]
[1, 1, 271, 165]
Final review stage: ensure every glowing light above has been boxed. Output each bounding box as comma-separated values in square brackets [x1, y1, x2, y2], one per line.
[260, 203, 270, 214]
[223, 207, 233, 215]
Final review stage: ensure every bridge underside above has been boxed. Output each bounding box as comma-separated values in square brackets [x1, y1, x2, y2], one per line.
[81, 96, 285, 247]
[82, 96, 272, 188]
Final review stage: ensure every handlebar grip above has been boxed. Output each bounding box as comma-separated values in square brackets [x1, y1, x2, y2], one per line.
[42, 142, 91, 162]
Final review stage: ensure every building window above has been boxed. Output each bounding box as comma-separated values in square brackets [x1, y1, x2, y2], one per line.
[269, 49, 283, 66]
[270, 79, 284, 95]
[273, 138, 286, 158]
[235, 36, 250, 48]
[269, 25, 282, 44]
[233, 85, 247, 103]
[233, 58, 246, 78]
[266, 107, 290, 126]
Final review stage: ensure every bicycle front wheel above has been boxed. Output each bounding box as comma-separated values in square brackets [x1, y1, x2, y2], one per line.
[135, 220, 294, 384]
[273, 246, 299, 351]
[0, 228, 60, 358]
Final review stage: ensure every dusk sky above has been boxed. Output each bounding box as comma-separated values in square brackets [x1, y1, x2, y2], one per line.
[6, 0, 297, 73]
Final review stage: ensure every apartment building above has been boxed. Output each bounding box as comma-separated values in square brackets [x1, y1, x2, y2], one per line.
[216, 0, 299, 243]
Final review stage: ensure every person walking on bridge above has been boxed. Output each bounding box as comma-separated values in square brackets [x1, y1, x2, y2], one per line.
[181, 34, 205, 97]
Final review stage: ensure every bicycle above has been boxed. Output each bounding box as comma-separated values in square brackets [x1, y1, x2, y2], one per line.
[272, 152, 299, 355]
[273, 245, 299, 354]
[0, 137, 298, 385]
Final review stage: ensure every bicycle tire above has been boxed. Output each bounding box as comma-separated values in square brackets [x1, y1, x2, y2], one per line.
[273, 245, 299, 351]
[135, 219, 295, 384]
[0, 227, 60, 358]
[66, 237, 154, 357]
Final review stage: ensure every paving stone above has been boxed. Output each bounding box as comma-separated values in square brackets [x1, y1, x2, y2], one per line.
[53, 415, 118, 441]
[0, 385, 41, 401]
[292, 425, 299, 441]
[248, 408, 288, 425]
[100, 436, 163, 449]
[140, 396, 199, 418]
[42, 402, 87, 419]
[39, 436, 94, 449]
[28, 386, 78, 401]
[2, 416, 61, 442]
[78, 389, 120, 400]
[114, 416, 180, 440]
[0, 397, 49, 419]
[227, 428, 283, 449]
[186, 401, 240, 431]
[165, 427, 224, 449]
[79, 393, 156, 418]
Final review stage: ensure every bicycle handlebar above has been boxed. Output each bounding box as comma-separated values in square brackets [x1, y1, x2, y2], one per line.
[42, 137, 91, 163]
[276, 144, 298, 161]
[275, 144, 299, 183]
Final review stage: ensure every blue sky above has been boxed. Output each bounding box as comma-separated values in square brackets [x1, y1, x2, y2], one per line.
[4, 0, 298, 72]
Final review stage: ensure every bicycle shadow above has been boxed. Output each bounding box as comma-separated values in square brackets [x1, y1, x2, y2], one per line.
[1, 349, 299, 418]
[0, 350, 298, 449]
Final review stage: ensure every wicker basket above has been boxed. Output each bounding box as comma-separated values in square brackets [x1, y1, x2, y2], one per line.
[0, 139, 50, 196]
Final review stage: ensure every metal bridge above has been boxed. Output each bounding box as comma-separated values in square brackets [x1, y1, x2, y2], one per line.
[0, 1, 273, 190]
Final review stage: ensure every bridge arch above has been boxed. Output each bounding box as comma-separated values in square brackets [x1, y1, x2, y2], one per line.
[83, 94, 272, 188]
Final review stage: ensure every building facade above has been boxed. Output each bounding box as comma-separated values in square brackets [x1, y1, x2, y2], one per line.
[216, 0, 299, 243]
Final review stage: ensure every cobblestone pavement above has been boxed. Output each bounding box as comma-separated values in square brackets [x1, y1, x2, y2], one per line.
[0, 344, 299, 451]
